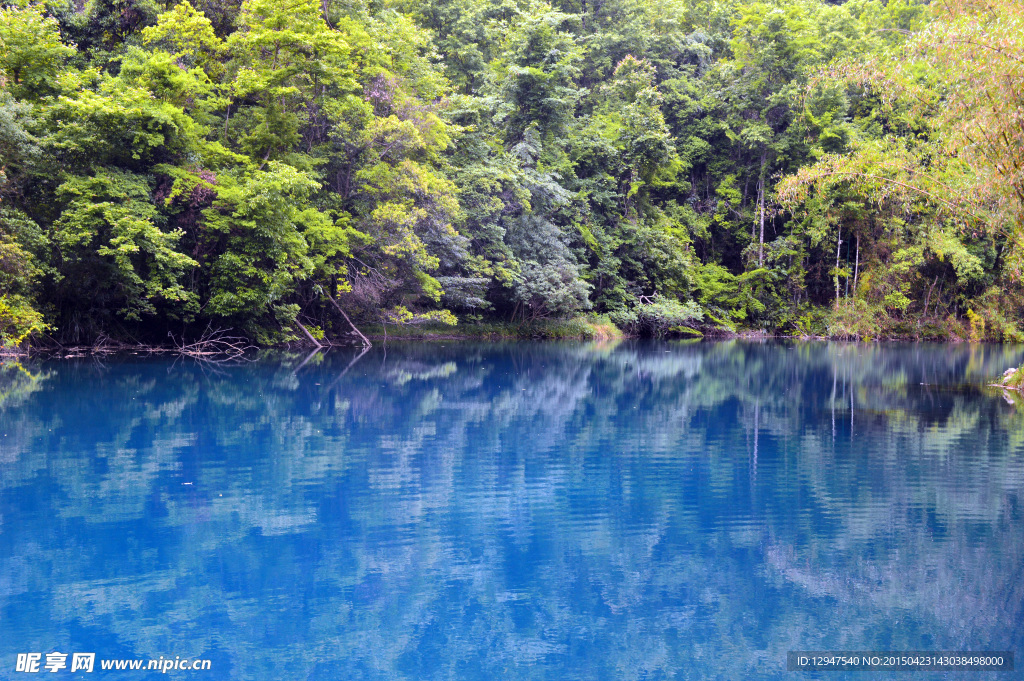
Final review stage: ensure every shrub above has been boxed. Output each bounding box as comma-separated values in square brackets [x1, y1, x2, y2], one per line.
[826, 299, 880, 341]
[610, 296, 703, 337]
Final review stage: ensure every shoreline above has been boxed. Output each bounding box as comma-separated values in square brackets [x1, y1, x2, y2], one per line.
[0, 316, 1017, 357]
[0, 331, 1014, 358]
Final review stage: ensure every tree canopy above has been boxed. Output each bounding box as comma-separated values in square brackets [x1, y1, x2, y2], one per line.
[0, 0, 1019, 345]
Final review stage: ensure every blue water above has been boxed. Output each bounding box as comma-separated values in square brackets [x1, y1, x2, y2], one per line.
[1, 341, 1023, 680]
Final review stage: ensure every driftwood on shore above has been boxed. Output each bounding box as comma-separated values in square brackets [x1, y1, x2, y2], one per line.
[287, 295, 372, 349]
[2, 303, 373, 358]
[325, 294, 371, 347]
[168, 327, 257, 360]
[2, 327, 258, 361]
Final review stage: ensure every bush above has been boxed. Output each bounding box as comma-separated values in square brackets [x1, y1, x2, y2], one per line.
[610, 296, 703, 337]
[826, 299, 881, 341]
[0, 294, 47, 349]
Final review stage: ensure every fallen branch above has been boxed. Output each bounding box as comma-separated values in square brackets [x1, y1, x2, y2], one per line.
[326, 293, 371, 347]
[294, 319, 323, 348]
[168, 326, 256, 361]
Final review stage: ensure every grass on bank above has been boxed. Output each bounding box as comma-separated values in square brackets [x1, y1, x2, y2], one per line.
[362, 315, 623, 341]
[788, 299, 1024, 342]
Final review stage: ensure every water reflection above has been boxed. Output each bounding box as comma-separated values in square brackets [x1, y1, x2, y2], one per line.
[1, 341, 1023, 680]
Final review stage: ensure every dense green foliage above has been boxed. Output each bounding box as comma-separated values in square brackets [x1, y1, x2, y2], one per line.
[0, 0, 1019, 344]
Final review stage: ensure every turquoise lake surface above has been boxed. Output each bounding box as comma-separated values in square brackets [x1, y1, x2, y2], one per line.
[1, 341, 1023, 679]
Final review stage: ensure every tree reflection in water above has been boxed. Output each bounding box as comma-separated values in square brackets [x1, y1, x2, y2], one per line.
[1, 341, 1023, 680]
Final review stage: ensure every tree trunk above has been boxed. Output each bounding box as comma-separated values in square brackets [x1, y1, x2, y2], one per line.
[294, 319, 323, 348]
[758, 177, 765, 268]
[834, 228, 843, 307]
[852, 233, 860, 298]
[757, 152, 766, 268]
[923, 275, 939, 317]
[326, 293, 371, 347]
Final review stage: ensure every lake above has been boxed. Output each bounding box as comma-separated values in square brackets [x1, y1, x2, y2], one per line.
[1, 341, 1023, 679]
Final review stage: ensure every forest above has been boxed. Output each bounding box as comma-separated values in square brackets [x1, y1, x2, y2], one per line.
[0, 0, 1021, 346]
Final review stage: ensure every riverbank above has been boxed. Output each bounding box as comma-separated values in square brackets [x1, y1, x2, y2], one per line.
[363, 316, 624, 342]
[0, 316, 624, 357]
[4, 310, 1023, 356]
